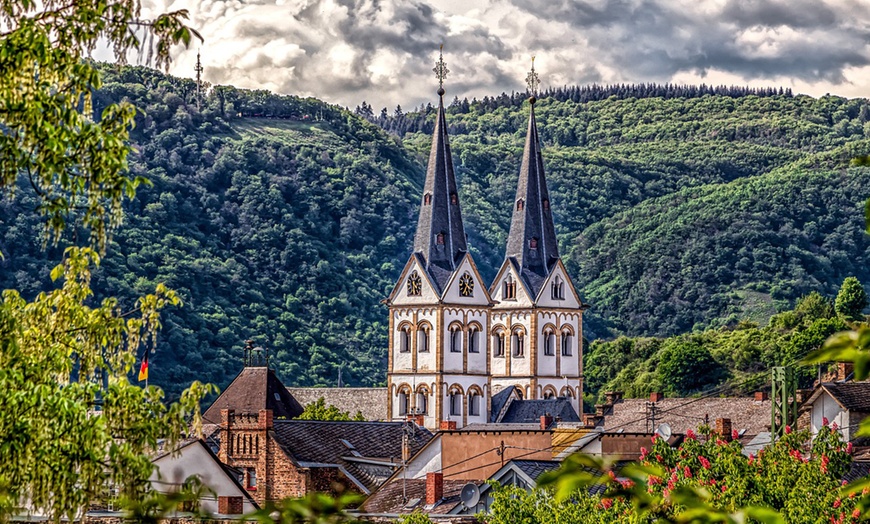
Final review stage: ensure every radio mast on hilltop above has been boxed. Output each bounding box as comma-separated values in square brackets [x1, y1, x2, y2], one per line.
[195, 51, 204, 110]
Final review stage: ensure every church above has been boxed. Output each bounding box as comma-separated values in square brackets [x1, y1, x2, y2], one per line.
[385, 56, 585, 430]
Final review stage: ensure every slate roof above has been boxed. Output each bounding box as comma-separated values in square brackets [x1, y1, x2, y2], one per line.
[601, 397, 771, 436]
[360, 478, 467, 514]
[286, 387, 387, 421]
[843, 461, 870, 484]
[814, 383, 870, 412]
[203, 367, 305, 423]
[272, 420, 433, 493]
[413, 90, 467, 293]
[499, 399, 581, 425]
[490, 386, 518, 423]
[510, 459, 562, 481]
[504, 100, 559, 297]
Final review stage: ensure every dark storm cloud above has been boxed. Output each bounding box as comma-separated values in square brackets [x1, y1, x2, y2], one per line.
[509, 0, 870, 84]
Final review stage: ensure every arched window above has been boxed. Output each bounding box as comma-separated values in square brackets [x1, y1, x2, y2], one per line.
[512, 330, 525, 358]
[561, 330, 573, 356]
[468, 326, 479, 353]
[468, 392, 480, 416]
[418, 325, 430, 353]
[416, 392, 428, 415]
[450, 192, 458, 205]
[516, 199, 524, 211]
[552, 275, 564, 300]
[542, 199, 550, 211]
[436, 232, 445, 245]
[529, 237, 538, 249]
[503, 275, 516, 300]
[450, 326, 462, 353]
[398, 390, 410, 416]
[449, 392, 462, 416]
[398, 325, 410, 353]
[423, 193, 432, 205]
[493, 330, 505, 357]
[543, 330, 555, 356]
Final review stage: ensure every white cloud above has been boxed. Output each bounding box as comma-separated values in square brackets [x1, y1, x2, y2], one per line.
[140, 0, 870, 110]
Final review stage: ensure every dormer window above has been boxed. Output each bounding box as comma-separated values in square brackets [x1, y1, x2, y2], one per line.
[529, 237, 538, 250]
[423, 193, 432, 205]
[503, 275, 516, 300]
[516, 199, 524, 211]
[542, 199, 550, 211]
[436, 232, 445, 245]
[450, 192, 458, 205]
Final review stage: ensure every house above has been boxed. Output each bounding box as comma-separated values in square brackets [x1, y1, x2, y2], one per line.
[150, 439, 258, 516]
[217, 409, 433, 506]
[490, 385, 581, 424]
[803, 382, 870, 442]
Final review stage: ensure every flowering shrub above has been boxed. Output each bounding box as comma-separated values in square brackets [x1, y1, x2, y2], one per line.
[486, 423, 864, 523]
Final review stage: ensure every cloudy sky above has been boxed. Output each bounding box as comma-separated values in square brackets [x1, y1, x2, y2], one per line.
[138, 0, 870, 110]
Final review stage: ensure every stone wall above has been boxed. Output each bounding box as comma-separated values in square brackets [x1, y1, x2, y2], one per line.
[287, 387, 387, 421]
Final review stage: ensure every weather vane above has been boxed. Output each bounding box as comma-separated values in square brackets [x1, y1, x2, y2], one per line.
[526, 55, 540, 98]
[434, 44, 449, 93]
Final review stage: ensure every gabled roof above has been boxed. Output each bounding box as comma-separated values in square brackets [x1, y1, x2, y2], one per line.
[601, 397, 771, 436]
[498, 399, 581, 425]
[272, 420, 433, 493]
[509, 459, 563, 482]
[360, 478, 466, 515]
[807, 382, 870, 412]
[490, 386, 519, 423]
[203, 366, 304, 423]
[504, 100, 559, 298]
[413, 90, 467, 292]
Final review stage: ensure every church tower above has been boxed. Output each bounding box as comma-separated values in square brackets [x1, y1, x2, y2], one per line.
[386, 48, 492, 430]
[488, 60, 584, 415]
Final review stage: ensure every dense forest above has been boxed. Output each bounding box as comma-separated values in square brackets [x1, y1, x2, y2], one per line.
[1, 64, 868, 398]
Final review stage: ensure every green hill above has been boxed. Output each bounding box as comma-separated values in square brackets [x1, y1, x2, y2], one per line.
[1, 65, 869, 398]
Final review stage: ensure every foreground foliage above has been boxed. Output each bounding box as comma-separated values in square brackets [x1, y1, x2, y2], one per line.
[0, 249, 212, 520]
[485, 426, 861, 524]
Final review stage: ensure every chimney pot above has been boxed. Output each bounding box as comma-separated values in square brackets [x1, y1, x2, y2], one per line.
[439, 420, 457, 431]
[426, 472, 443, 505]
[838, 362, 854, 382]
[715, 418, 733, 442]
[650, 392, 664, 403]
[407, 414, 425, 427]
[754, 391, 769, 401]
[258, 409, 273, 429]
[540, 414, 554, 430]
[221, 409, 235, 427]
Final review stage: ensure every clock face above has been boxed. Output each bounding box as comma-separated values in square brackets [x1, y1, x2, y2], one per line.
[459, 273, 474, 297]
[407, 272, 422, 296]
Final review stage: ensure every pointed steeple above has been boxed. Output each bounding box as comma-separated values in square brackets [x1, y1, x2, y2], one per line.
[505, 58, 559, 296]
[413, 46, 468, 292]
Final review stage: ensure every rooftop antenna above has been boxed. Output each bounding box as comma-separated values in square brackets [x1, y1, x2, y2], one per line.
[194, 50, 204, 110]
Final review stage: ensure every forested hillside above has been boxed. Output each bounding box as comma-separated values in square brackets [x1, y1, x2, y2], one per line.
[1, 64, 868, 397]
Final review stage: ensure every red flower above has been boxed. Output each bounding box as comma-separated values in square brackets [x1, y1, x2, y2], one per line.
[823, 417, 829, 426]
[847, 442, 854, 454]
[699, 456, 711, 469]
[731, 429, 739, 441]
[834, 499, 842, 509]
[601, 498, 613, 510]
[832, 422, 839, 431]
[853, 508, 861, 519]
[684, 466, 692, 478]
[721, 485, 727, 493]
[640, 447, 648, 460]
[785, 425, 792, 434]
[686, 429, 697, 440]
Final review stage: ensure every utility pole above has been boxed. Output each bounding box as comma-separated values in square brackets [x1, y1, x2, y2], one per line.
[771, 366, 798, 439]
[645, 401, 658, 433]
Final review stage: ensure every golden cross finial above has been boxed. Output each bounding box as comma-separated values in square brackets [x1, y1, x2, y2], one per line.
[433, 44, 449, 93]
[526, 55, 540, 97]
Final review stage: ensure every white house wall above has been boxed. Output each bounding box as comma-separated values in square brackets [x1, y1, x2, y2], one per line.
[150, 442, 257, 515]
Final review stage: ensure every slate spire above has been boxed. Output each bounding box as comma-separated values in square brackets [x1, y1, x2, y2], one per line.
[505, 61, 559, 295]
[413, 47, 467, 290]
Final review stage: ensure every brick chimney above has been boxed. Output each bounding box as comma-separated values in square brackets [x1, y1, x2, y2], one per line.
[407, 414, 425, 427]
[754, 391, 768, 401]
[426, 472, 443, 505]
[258, 409, 273, 430]
[838, 362, 854, 381]
[218, 496, 243, 515]
[715, 418, 732, 442]
[540, 414, 554, 430]
[650, 392, 664, 403]
[439, 420, 457, 431]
